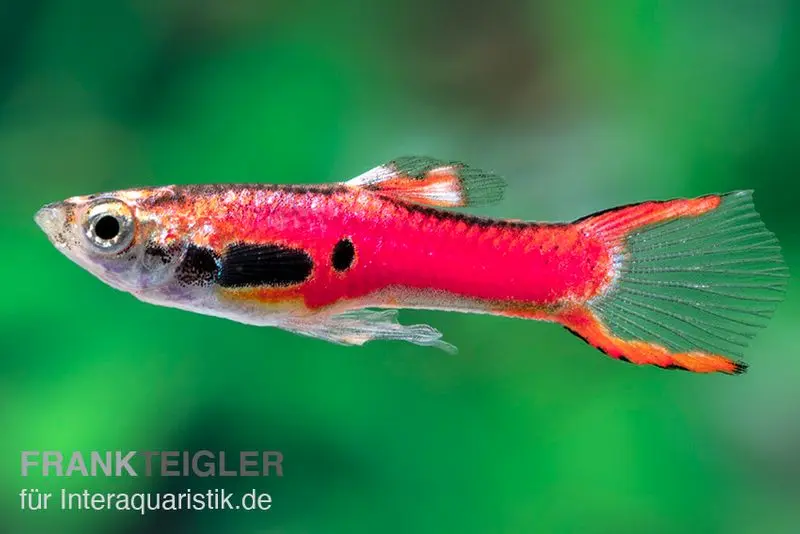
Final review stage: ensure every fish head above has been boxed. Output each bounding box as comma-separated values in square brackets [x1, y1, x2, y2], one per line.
[35, 189, 196, 298]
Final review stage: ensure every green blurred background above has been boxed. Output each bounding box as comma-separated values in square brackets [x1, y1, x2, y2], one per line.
[1, 1, 798, 533]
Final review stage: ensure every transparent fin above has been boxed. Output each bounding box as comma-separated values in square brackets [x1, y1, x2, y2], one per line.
[285, 309, 457, 353]
[345, 156, 506, 207]
[586, 190, 787, 370]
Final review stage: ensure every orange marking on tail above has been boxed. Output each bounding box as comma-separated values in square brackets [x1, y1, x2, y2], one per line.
[559, 307, 744, 374]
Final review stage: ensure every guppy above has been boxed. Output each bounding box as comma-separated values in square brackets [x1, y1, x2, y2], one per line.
[35, 156, 787, 374]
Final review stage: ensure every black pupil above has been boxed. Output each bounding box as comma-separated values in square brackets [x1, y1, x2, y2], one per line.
[94, 215, 121, 241]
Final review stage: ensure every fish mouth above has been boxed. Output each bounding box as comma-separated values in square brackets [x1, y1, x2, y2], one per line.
[35, 202, 69, 246]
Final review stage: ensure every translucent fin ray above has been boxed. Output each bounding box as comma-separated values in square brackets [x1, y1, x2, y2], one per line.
[286, 309, 457, 353]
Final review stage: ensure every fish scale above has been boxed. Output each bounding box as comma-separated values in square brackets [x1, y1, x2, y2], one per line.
[35, 157, 787, 373]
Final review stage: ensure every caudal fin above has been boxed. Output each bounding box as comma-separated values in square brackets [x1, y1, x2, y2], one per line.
[562, 191, 788, 374]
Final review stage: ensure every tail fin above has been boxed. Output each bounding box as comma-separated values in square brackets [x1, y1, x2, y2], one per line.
[562, 191, 788, 374]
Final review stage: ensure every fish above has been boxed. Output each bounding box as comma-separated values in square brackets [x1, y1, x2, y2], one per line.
[35, 156, 788, 374]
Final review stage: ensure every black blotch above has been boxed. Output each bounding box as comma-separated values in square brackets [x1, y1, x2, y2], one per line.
[144, 245, 173, 265]
[94, 215, 120, 240]
[219, 243, 313, 288]
[176, 245, 220, 286]
[663, 364, 688, 371]
[618, 355, 631, 363]
[733, 361, 749, 375]
[332, 238, 355, 272]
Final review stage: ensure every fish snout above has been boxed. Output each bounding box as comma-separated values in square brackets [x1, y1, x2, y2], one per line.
[35, 202, 70, 245]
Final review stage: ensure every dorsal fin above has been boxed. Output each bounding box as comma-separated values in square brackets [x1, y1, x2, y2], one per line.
[344, 156, 506, 208]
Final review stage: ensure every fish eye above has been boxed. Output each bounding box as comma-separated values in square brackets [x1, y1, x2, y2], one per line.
[83, 200, 135, 254]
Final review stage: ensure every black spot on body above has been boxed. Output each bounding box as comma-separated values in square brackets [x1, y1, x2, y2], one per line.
[332, 238, 355, 272]
[219, 243, 313, 288]
[176, 245, 220, 286]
